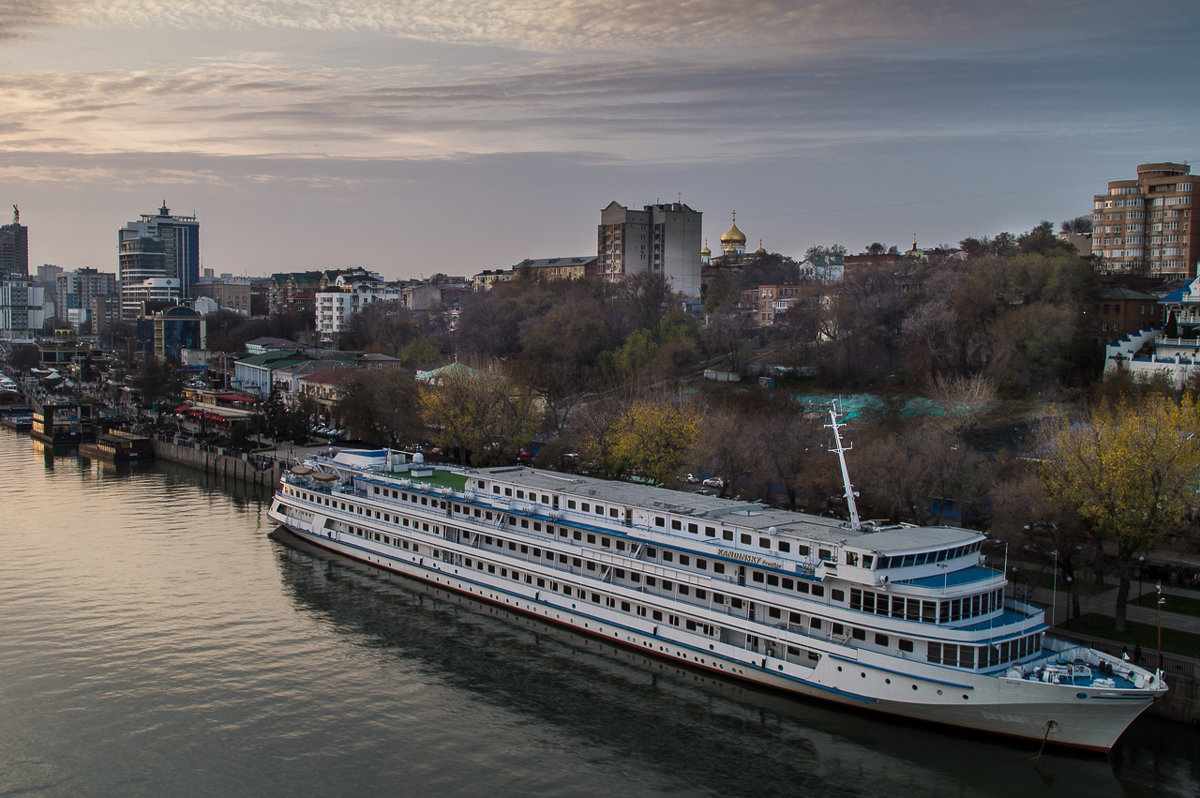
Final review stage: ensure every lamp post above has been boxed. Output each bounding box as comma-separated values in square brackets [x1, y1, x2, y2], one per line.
[1051, 549, 1058, 627]
[1156, 582, 1165, 674]
[1139, 555, 1145, 599]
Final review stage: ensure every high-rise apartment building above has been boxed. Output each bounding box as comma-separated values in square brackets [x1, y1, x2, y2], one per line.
[57, 267, 118, 328]
[598, 201, 701, 298]
[118, 202, 200, 319]
[1093, 163, 1198, 280]
[1, 205, 29, 281]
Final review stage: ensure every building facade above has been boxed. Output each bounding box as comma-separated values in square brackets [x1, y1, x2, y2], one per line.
[1093, 163, 1198, 280]
[56, 267, 118, 329]
[598, 201, 701, 298]
[315, 281, 400, 344]
[118, 202, 200, 319]
[0, 206, 29, 281]
[0, 281, 45, 340]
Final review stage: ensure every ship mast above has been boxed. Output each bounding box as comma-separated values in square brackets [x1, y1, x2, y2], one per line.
[826, 403, 861, 531]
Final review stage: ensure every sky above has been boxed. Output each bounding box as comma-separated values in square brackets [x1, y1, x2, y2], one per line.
[1, 0, 1198, 281]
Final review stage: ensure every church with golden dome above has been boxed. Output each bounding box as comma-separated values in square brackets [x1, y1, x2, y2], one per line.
[702, 212, 769, 268]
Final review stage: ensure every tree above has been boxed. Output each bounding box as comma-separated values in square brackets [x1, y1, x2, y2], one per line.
[1039, 394, 1200, 631]
[610, 397, 700, 485]
[419, 363, 540, 466]
[336, 369, 423, 447]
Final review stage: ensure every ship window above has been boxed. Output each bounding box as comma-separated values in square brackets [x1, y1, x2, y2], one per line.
[960, 648, 975, 668]
[831, 589, 844, 602]
[899, 639, 913, 653]
[504, 488, 512, 497]
[662, 580, 673, 590]
[671, 520, 682, 530]
[922, 601, 936, 623]
[492, 486, 499, 494]
[939, 601, 949, 623]
[568, 500, 576, 509]
[573, 531, 582, 540]
[586, 534, 596, 543]
[851, 628, 865, 640]
[766, 575, 778, 586]
[662, 551, 673, 562]
[520, 519, 529, 528]
[610, 508, 619, 518]
[832, 623, 844, 636]
[646, 577, 656, 586]
[585, 563, 596, 571]
[696, 589, 706, 600]
[679, 555, 690, 566]
[942, 644, 958, 666]
[874, 633, 888, 646]
[591, 593, 600, 603]
[731, 598, 743, 609]
[796, 582, 810, 594]
[621, 601, 631, 612]
[907, 599, 919, 621]
[927, 642, 941, 663]
[696, 559, 707, 570]
[811, 585, 823, 597]
[652, 610, 663, 621]
[581, 503, 590, 512]
[722, 530, 733, 541]
[601, 537, 611, 548]
[759, 538, 771, 549]
[687, 523, 698, 534]
[705, 526, 716, 537]
[679, 585, 689, 596]
[572, 558, 581, 567]
[781, 578, 793, 589]
[845, 552, 859, 566]
[768, 607, 781, 619]
[713, 563, 725, 574]
[751, 572, 764, 583]
[891, 597, 904, 618]
[655, 517, 665, 527]
[861, 592, 874, 612]
[713, 593, 725, 604]
[778, 542, 790, 553]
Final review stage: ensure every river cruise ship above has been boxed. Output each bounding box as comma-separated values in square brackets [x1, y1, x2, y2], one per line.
[268, 414, 1166, 752]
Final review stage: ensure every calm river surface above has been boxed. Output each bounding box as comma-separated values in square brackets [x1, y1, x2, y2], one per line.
[2, 429, 1198, 797]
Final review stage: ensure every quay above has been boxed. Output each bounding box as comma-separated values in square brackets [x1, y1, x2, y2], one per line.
[150, 433, 289, 489]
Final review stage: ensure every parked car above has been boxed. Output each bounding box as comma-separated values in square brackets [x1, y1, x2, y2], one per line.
[702, 476, 724, 488]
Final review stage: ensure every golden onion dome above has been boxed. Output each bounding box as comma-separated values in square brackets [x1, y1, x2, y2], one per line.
[700, 239, 711, 257]
[720, 213, 747, 246]
[755, 239, 766, 255]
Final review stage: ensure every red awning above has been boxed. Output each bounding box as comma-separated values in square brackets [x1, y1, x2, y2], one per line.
[174, 404, 190, 413]
[202, 412, 227, 422]
[216, 394, 259, 404]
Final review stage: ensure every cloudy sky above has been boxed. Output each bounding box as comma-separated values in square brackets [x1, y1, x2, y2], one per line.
[2, 1, 1198, 279]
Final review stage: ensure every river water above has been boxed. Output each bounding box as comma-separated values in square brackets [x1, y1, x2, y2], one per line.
[1, 429, 1198, 798]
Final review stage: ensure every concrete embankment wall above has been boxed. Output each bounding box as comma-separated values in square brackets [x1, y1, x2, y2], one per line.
[152, 439, 285, 489]
[1058, 631, 1199, 724]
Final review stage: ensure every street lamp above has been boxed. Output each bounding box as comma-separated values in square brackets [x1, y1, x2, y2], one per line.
[1139, 555, 1145, 598]
[1156, 582, 1165, 674]
[1051, 549, 1058, 627]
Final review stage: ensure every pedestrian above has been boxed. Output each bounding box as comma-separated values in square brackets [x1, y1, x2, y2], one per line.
[1121, 646, 1130, 662]
[1133, 644, 1142, 664]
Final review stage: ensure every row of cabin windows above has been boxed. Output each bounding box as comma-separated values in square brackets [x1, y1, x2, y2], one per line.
[474, 480, 810, 556]
[302, 487, 826, 606]
[460, 555, 721, 637]
[927, 634, 1040, 670]
[849, 588, 1004, 624]
[876, 542, 981, 570]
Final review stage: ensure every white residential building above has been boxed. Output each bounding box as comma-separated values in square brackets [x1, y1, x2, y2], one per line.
[315, 281, 401, 344]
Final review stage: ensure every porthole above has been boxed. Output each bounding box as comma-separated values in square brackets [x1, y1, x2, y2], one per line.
[860, 672, 867, 678]
[912, 684, 918, 691]
[885, 678, 891, 685]
[937, 689, 943, 696]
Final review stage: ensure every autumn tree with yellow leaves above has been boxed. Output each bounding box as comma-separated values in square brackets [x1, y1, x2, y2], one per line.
[578, 396, 699, 485]
[418, 363, 540, 467]
[1039, 393, 1200, 631]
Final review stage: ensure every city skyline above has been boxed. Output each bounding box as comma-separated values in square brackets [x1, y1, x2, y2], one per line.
[2, 1, 1198, 280]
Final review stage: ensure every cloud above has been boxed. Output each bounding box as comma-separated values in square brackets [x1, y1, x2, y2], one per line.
[3, 0, 1178, 54]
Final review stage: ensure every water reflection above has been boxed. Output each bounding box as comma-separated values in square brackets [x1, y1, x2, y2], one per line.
[270, 529, 1192, 798]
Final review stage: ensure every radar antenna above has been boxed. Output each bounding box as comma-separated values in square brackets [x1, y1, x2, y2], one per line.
[826, 402, 861, 531]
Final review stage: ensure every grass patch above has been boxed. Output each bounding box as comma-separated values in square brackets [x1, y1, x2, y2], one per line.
[1059, 614, 1200, 659]
[392, 468, 469, 492]
[1132, 590, 1200, 617]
